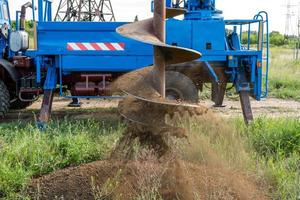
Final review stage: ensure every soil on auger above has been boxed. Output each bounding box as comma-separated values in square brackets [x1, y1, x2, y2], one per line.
[27, 66, 269, 200]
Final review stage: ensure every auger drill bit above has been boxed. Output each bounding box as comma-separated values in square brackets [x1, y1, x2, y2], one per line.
[113, 0, 203, 147]
[116, 0, 200, 100]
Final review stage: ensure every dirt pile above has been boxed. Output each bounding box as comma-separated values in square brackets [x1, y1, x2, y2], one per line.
[27, 66, 269, 199]
[27, 158, 267, 199]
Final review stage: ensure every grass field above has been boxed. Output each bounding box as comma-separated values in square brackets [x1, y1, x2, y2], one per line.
[269, 48, 300, 100]
[236, 118, 300, 200]
[0, 115, 299, 199]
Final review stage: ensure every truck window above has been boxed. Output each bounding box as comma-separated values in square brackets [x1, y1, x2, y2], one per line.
[0, 5, 3, 19]
[2, 3, 8, 20]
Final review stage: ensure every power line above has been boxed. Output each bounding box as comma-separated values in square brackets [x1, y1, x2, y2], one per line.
[54, 0, 116, 22]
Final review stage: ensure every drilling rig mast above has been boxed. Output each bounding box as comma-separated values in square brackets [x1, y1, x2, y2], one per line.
[55, 0, 115, 22]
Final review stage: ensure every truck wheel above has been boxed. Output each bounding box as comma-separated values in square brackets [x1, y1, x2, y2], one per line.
[10, 99, 32, 110]
[0, 80, 10, 118]
[166, 71, 199, 103]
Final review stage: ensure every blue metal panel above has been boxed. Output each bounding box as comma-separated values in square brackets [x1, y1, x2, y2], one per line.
[166, 19, 226, 61]
[35, 22, 153, 72]
[192, 20, 225, 52]
[37, 22, 127, 51]
[166, 19, 192, 50]
[61, 55, 152, 72]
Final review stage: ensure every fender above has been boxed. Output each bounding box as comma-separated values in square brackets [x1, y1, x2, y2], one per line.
[0, 59, 20, 82]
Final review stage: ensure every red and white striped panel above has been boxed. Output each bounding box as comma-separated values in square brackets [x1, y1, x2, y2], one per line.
[67, 42, 125, 51]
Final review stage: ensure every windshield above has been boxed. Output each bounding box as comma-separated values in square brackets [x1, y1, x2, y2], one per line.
[2, 3, 8, 21]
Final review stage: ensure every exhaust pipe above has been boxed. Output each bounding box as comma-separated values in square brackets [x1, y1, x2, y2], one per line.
[20, 2, 33, 31]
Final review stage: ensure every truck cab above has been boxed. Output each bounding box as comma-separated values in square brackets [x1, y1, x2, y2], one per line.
[0, 0, 10, 58]
[0, 0, 37, 117]
[0, 0, 10, 38]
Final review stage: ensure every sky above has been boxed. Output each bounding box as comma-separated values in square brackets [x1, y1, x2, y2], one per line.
[9, 0, 300, 35]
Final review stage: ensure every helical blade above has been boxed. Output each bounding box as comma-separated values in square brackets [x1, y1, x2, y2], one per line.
[113, 0, 205, 141]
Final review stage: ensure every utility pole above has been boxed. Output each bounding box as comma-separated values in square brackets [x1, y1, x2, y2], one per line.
[296, 2, 300, 60]
[284, 0, 296, 36]
[55, 0, 116, 22]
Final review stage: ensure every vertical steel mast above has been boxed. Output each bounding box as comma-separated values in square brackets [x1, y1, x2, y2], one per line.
[54, 0, 115, 22]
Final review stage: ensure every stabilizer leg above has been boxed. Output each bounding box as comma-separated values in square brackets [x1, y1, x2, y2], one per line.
[239, 90, 253, 124]
[212, 82, 227, 107]
[38, 89, 54, 128]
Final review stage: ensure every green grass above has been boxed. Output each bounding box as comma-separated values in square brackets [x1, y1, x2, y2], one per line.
[1, 113, 300, 199]
[268, 48, 300, 100]
[237, 118, 300, 200]
[0, 119, 123, 199]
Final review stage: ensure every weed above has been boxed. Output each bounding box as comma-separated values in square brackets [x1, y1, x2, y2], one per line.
[91, 169, 123, 200]
[132, 149, 165, 200]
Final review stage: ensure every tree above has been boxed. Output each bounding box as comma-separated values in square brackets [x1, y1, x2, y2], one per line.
[241, 32, 258, 45]
[270, 31, 286, 46]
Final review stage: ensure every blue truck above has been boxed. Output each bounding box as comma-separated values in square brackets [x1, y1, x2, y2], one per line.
[0, 0, 269, 124]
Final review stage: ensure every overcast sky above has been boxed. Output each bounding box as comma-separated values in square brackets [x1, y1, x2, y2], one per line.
[9, 0, 300, 34]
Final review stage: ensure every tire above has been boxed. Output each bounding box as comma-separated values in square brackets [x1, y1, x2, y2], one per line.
[0, 80, 10, 118]
[10, 99, 32, 110]
[165, 71, 199, 103]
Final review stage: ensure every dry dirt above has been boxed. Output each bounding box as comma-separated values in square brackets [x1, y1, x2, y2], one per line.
[206, 97, 300, 118]
[2, 97, 299, 124]
[27, 160, 268, 200]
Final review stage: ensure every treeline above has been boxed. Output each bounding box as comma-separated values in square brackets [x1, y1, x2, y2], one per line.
[241, 31, 297, 47]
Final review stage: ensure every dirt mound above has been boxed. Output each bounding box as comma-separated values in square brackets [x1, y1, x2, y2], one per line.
[27, 65, 270, 199]
[27, 159, 267, 200]
[27, 108, 269, 200]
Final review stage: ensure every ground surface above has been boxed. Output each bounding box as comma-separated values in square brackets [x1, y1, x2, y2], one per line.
[3, 97, 300, 123]
[204, 98, 300, 118]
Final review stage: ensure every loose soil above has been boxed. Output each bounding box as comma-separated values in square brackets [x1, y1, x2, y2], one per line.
[27, 160, 268, 200]
[27, 67, 269, 199]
